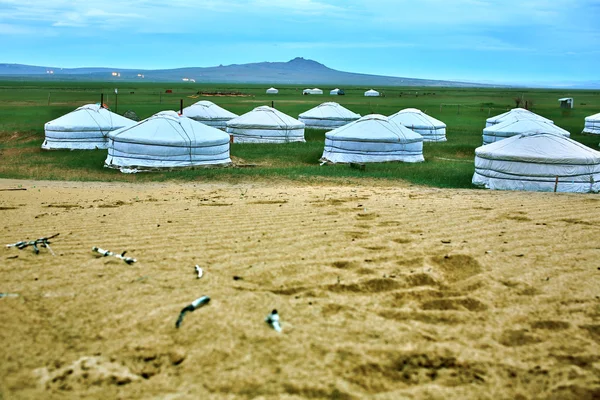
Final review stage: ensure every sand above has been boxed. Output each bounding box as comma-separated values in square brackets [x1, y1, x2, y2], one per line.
[1, 178, 599, 399]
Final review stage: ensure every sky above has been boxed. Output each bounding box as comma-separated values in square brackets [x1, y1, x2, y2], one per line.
[1, 0, 599, 85]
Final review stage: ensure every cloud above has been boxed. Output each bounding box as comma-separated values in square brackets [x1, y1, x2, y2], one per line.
[251, 0, 346, 15]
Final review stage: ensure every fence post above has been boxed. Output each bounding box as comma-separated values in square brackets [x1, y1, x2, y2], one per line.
[554, 176, 559, 192]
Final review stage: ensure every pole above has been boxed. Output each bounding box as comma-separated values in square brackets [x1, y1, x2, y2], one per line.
[271, 101, 274, 109]
[101, 93, 104, 107]
[180, 99, 183, 115]
[47, 93, 50, 106]
[115, 92, 118, 113]
[554, 176, 559, 192]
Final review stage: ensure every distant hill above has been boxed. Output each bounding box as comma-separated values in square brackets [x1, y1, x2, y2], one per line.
[0, 57, 489, 87]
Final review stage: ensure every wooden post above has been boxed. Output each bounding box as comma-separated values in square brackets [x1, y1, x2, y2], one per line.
[101, 93, 104, 107]
[271, 101, 274, 109]
[180, 99, 183, 115]
[554, 176, 559, 192]
[47, 93, 50, 106]
[439, 104, 442, 112]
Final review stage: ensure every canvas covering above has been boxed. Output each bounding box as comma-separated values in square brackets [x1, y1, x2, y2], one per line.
[473, 132, 600, 193]
[364, 89, 380, 97]
[485, 108, 553, 127]
[266, 87, 279, 94]
[226, 106, 305, 143]
[298, 102, 361, 129]
[482, 118, 570, 144]
[388, 108, 447, 142]
[43, 104, 136, 150]
[105, 111, 231, 173]
[583, 112, 600, 134]
[303, 88, 323, 95]
[320, 114, 424, 164]
[181, 100, 238, 130]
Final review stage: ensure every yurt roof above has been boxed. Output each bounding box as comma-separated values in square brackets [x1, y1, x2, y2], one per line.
[326, 114, 423, 143]
[475, 132, 600, 164]
[181, 100, 238, 120]
[585, 112, 600, 121]
[486, 108, 553, 125]
[365, 89, 379, 94]
[388, 108, 445, 128]
[227, 106, 304, 129]
[299, 102, 361, 120]
[45, 104, 136, 131]
[108, 111, 229, 146]
[484, 118, 569, 136]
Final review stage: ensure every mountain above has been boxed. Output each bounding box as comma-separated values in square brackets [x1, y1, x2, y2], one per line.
[0, 57, 487, 87]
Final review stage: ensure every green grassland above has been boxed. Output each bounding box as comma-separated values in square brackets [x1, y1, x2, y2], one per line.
[0, 80, 599, 188]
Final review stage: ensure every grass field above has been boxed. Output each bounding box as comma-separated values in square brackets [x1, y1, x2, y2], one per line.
[0, 80, 599, 188]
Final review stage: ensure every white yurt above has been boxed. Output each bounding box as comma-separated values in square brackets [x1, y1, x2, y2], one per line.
[330, 88, 341, 95]
[486, 108, 553, 127]
[320, 114, 424, 164]
[303, 88, 323, 95]
[473, 132, 600, 193]
[388, 108, 447, 142]
[582, 112, 600, 134]
[298, 102, 361, 130]
[42, 104, 136, 150]
[105, 111, 231, 173]
[226, 106, 305, 143]
[266, 87, 279, 94]
[482, 118, 570, 145]
[364, 89, 380, 97]
[181, 100, 238, 130]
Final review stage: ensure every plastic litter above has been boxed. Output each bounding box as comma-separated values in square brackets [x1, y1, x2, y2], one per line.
[92, 247, 136, 264]
[175, 295, 210, 328]
[6, 233, 59, 255]
[265, 309, 282, 332]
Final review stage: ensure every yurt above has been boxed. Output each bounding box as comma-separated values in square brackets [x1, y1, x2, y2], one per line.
[582, 112, 600, 134]
[303, 88, 323, 95]
[473, 132, 600, 193]
[266, 87, 279, 94]
[364, 89, 380, 97]
[298, 102, 361, 129]
[320, 114, 424, 164]
[42, 104, 136, 150]
[181, 100, 238, 130]
[482, 118, 570, 145]
[388, 108, 447, 142]
[486, 108, 553, 127]
[226, 106, 305, 143]
[330, 88, 341, 95]
[105, 111, 231, 173]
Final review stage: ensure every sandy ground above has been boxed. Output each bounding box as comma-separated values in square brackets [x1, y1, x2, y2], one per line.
[1, 178, 599, 400]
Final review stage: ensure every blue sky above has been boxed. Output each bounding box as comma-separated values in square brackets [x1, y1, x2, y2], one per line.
[1, 0, 599, 85]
